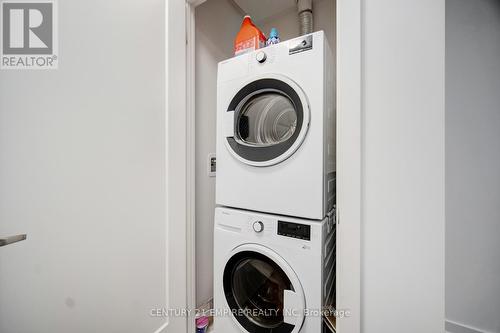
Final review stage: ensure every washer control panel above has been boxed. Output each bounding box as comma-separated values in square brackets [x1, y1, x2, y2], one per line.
[278, 221, 311, 241]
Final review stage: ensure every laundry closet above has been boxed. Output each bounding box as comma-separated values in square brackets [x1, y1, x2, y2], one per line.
[193, 0, 338, 332]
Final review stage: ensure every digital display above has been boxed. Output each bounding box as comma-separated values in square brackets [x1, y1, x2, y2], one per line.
[277, 221, 311, 240]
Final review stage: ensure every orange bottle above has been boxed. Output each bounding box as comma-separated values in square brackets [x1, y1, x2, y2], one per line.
[234, 16, 266, 56]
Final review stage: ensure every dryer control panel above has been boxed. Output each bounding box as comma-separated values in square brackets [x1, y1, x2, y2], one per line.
[277, 221, 311, 241]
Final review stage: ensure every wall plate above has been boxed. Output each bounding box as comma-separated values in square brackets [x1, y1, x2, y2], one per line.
[207, 153, 216, 177]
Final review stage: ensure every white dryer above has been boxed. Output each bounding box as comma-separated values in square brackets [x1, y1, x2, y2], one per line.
[216, 31, 335, 220]
[213, 207, 336, 333]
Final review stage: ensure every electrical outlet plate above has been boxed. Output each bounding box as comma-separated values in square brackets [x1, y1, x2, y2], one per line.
[208, 153, 216, 177]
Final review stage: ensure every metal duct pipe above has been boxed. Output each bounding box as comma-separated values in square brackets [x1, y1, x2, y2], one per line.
[297, 0, 313, 35]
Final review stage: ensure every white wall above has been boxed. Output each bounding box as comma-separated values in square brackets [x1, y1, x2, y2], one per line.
[446, 1, 500, 332]
[0, 0, 167, 332]
[361, 1, 445, 332]
[195, 0, 242, 306]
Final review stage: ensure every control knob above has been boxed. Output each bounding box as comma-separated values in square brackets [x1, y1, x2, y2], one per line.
[256, 51, 267, 63]
[253, 221, 264, 233]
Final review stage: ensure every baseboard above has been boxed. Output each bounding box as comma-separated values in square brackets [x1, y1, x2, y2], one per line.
[445, 320, 488, 333]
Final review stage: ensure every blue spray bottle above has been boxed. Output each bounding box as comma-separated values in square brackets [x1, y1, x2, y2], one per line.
[266, 28, 281, 46]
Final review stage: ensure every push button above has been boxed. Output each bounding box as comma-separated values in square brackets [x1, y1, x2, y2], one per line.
[256, 51, 267, 63]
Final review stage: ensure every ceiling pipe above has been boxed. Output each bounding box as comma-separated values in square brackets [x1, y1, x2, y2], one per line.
[297, 0, 313, 35]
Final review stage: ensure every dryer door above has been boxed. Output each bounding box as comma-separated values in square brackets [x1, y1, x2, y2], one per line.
[224, 74, 310, 167]
[223, 245, 305, 333]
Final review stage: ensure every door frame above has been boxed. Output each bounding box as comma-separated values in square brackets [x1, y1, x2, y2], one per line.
[336, 1, 362, 332]
[168, 0, 363, 332]
[164, 1, 196, 332]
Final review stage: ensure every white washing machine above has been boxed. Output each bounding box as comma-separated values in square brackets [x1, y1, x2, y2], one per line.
[216, 31, 335, 220]
[213, 207, 336, 333]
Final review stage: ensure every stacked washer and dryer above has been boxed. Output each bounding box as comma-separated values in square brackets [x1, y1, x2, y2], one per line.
[214, 31, 336, 333]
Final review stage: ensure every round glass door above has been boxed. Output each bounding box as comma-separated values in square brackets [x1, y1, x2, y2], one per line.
[225, 76, 310, 166]
[223, 250, 303, 333]
[236, 92, 298, 147]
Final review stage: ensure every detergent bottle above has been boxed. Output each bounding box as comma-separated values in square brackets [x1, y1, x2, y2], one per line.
[234, 15, 266, 56]
[266, 28, 281, 46]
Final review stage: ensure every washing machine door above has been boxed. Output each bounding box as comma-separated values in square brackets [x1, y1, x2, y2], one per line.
[223, 244, 305, 333]
[223, 74, 310, 167]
